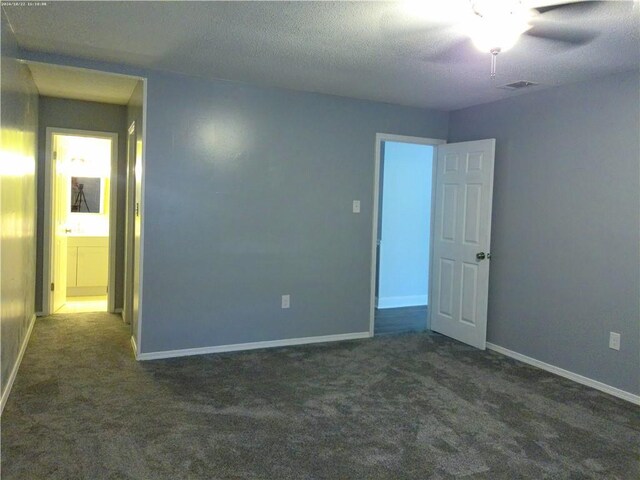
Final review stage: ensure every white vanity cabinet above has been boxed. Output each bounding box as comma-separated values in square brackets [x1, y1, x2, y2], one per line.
[67, 236, 108, 296]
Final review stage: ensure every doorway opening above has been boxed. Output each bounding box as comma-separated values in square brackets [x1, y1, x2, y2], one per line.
[46, 130, 116, 314]
[371, 135, 444, 335]
[370, 134, 496, 349]
[29, 60, 147, 356]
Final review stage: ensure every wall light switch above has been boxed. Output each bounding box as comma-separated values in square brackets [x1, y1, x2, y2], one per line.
[281, 294, 290, 309]
[352, 200, 361, 213]
[609, 332, 620, 350]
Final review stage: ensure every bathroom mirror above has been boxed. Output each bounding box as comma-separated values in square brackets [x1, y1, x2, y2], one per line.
[70, 177, 102, 213]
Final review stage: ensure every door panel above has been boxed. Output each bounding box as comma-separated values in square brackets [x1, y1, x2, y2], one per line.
[431, 139, 495, 349]
[76, 246, 109, 286]
[460, 262, 478, 325]
[438, 258, 455, 318]
[52, 136, 68, 312]
[463, 184, 482, 244]
[441, 184, 457, 242]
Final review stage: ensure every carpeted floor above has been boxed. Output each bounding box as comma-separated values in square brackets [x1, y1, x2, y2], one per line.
[1, 313, 638, 479]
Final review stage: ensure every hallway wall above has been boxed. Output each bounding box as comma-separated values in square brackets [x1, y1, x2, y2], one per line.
[1, 11, 39, 408]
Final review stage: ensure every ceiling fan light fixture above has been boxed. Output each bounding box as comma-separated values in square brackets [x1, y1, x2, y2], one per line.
[466, 0, 533, 52]
[468, 18, 531, 52]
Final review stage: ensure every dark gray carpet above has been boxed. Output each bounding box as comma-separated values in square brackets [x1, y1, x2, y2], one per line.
[2, 313, 638, 479]
[375, 306, 428, 335]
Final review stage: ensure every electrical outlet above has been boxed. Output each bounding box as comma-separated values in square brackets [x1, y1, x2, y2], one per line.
[352, 200, 361, 213]
[609, 332, 621, 351]
[281, 294, 290, 309]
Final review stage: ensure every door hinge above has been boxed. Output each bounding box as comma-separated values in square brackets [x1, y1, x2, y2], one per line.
[51, 282, 55, 291]
[53, 151, 57, 160]
[135, 202, 140, 217]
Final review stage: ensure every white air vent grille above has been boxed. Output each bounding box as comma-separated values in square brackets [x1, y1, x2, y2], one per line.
[497, 81, 539, 90]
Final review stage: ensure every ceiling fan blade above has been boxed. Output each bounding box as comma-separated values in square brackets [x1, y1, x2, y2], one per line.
[421, 38, 478, 63]
[534, 0, 634, 17]
[380, 14, 457, 56]
[534, 0, 601, 15]
[524, 23, 599, 46]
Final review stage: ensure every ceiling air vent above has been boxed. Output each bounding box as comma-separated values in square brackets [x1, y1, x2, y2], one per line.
[497, 81, 539, 90]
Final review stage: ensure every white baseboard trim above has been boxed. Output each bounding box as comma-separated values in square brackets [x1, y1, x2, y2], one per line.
[130, 335, 138, 359]
[35, 311, 45, 317]
[377, 295, 428, 309]
[486, 342, 640, 405]
[138, 331, 370, 361]
[114, 308, 123, 314]
[1, 313, 36, 414]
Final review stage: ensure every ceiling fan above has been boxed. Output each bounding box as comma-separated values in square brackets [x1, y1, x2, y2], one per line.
[390, 0, 633, 78]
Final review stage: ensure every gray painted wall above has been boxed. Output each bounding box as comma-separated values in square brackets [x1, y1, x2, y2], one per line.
[1, 12, 38, 400]
[19, 51, 447, 353]
[448, 71, 640, 395]
[140, 72, 449, 352]
[35, 97, 128, 311]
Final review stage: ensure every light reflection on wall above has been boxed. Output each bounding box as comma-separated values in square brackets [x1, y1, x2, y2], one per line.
[198, 116, 251, 162]
[0, 42, 39, 399]
[0, 131, 37, 242]
[0, 129, 36, 177]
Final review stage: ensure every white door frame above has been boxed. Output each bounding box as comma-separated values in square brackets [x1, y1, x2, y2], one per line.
[43, 127, 118, 315]
[369, 133, 447, 336]
[134, 78, 148, 357]
[124, 78, 148, 358]
[122, 120, 136, 325]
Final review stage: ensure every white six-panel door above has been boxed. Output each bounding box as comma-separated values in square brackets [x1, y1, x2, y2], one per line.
[430, 139, 495, 349]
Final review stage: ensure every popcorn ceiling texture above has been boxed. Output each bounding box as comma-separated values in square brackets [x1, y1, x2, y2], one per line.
[4, 1, 639, 110]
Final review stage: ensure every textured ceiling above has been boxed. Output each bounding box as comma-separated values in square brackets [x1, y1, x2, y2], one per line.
[4, 1, 639, 110]
[26, 62, 138, 105]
